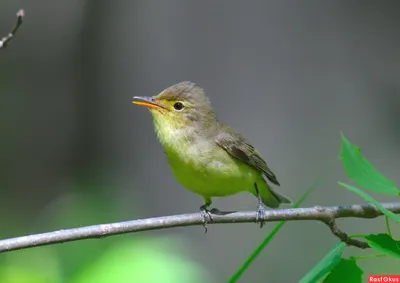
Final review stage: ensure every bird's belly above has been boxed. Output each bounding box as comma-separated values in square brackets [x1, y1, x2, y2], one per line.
[167, 150, 259, 197]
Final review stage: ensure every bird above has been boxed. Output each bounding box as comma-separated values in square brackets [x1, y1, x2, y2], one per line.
[132, 81, 291, 228]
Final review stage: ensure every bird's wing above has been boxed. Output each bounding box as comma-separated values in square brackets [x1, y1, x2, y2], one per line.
[215, 127, 280, 186]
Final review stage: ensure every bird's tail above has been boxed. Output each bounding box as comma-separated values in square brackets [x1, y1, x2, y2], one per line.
[259, 182, 292, 208]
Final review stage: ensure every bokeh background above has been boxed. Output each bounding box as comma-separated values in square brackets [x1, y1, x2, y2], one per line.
[1, 1, 400, 282]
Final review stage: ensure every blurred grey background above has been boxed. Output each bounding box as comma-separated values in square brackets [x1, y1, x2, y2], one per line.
[1, 0, 399, 282]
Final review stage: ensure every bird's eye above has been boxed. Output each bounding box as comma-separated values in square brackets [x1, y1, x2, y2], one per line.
[173, 102, 184, 111]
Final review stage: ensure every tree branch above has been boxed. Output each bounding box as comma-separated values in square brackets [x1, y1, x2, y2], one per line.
[324, 219, 369, 249]
[0, 202, 399, 253]
[0, 9, 25, 49]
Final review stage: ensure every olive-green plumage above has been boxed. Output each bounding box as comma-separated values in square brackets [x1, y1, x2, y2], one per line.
[132, 81, 291, 217]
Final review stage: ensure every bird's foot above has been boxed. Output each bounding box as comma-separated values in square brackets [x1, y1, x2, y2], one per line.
[256, 203, 266, 228]
[200, 204, 213, 233]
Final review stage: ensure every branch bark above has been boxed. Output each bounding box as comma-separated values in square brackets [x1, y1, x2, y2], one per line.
[0, 9, 25, 49]
[0, 202, 399, 253]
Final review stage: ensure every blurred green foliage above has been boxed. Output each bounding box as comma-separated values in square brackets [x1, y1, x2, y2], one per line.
[0, 179, 211, 283]
[71, 238, 209, 283]
[0, 236, 209, 283]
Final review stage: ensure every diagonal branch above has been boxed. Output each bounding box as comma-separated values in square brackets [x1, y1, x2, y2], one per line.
[324, 219, 369, 249]
[0, 202, 399, 253]
[0, 9, 25, 49]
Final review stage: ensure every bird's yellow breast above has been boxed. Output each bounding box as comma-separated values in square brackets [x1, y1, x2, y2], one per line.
[153, 116, 260, 197]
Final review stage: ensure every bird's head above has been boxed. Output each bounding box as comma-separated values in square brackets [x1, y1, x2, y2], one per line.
[132, 81, 217, 132]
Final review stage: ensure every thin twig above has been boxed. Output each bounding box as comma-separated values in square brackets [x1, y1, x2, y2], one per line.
[0, 9, 25, 49]
[324, 219, 369, 249]
[0, 202, 399, 253]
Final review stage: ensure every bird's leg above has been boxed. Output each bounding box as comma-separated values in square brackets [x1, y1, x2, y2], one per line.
[254, 183, 266, 228]
[200, 197, 213, 233]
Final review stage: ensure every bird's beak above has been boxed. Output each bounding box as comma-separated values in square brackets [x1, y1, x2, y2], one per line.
[132, 96, 166, 110]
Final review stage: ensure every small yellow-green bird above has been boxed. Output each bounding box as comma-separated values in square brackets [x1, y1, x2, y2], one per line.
[132, 81, 291, 227]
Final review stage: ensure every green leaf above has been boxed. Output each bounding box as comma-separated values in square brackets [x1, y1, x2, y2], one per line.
[340, 133, 399, 196]
[324, 258, 363, 283]
[299, 242, 346, 283]
[338, 182, 400, 224]
[365, 234, 400, 259]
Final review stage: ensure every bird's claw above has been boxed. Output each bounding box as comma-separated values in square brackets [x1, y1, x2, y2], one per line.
[200, 205, 213, 233]
[256, 203, 266, 228]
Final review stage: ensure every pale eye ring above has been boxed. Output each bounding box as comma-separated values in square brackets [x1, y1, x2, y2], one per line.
[173, 102, 184, 111]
